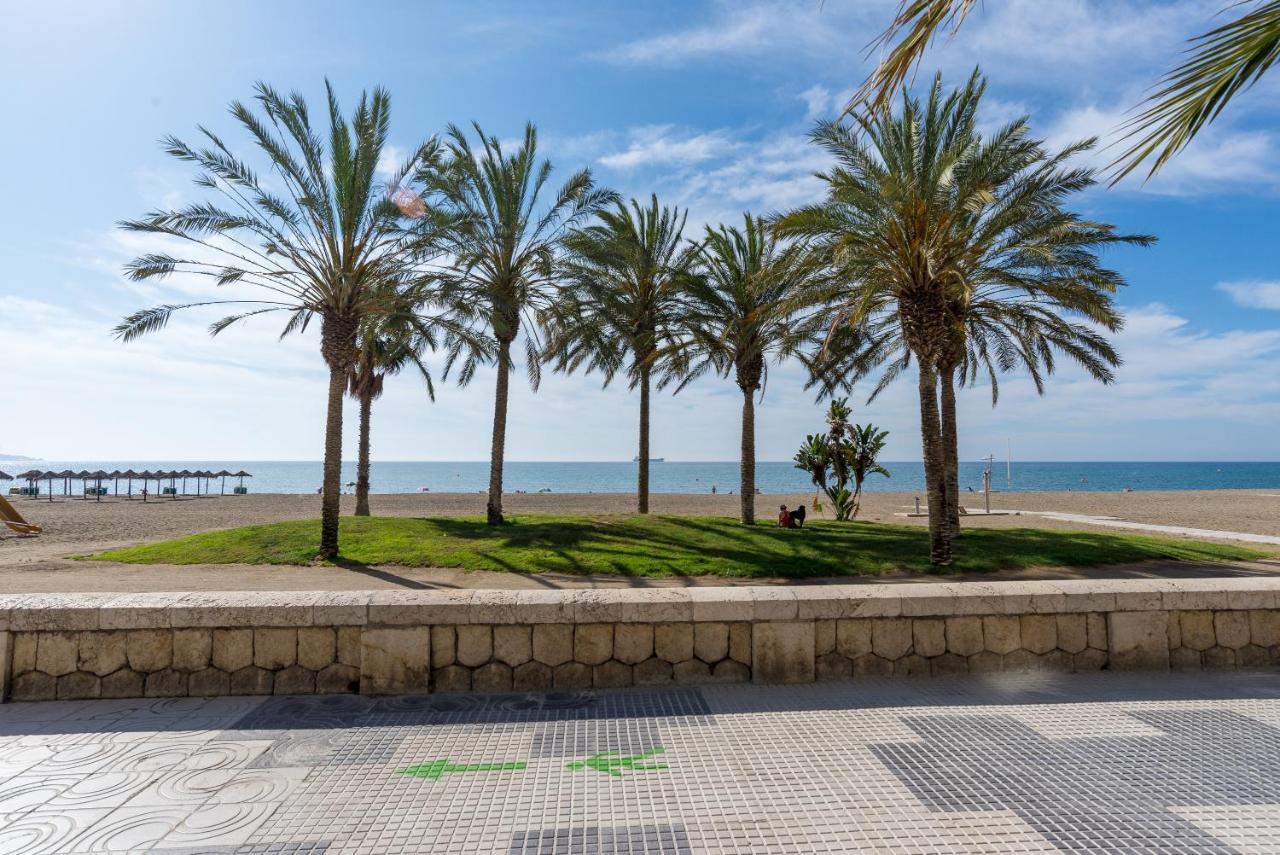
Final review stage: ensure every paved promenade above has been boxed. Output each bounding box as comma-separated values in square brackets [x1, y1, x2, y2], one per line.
[2, 671, 1279, 853]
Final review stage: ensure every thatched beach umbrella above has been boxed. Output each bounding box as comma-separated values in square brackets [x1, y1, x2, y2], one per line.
[43, 470, 59, 502]
[215, 470, 232, 495]
[120, 469, 140, 498]
[234, 470, 252, 494]
[88, 470, 110, 502]
[0, 470, 11, 481]
[14, 469, 40, 499]
[75, 470, 92, 500]
[178, 469, 194, 496]
[137, 470, 156, 501]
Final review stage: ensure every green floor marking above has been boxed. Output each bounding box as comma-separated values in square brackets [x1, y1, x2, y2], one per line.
[566, 747, 669, 777]
[399, 759, 529, 780]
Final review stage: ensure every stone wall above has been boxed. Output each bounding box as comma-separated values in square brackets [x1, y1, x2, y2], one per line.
[1, 579, 1278, 702]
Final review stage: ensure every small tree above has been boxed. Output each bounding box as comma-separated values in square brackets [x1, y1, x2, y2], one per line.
[793, 398, 889, 521]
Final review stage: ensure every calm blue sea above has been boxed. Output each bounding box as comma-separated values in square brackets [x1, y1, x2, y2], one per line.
[11, 460, 1280, 495]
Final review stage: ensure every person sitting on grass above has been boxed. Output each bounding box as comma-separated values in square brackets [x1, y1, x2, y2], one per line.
[778, 504, 792, 528]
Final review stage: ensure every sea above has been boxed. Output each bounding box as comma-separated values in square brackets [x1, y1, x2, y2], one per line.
[8, 460, 1280, 495]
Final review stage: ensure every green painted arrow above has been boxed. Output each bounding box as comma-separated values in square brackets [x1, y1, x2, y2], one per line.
[399, 759, 528, 780]
[565, 747, 668, 777]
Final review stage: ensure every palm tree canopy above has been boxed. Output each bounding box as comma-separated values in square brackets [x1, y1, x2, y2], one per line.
[661, 213, 813, 396]
[852, 0, 1280, 182]
[543, 194, 695, 388]
[778, 71, 1155, 404]
[114, 80, 446, 362]
[423, 122, 618, 388]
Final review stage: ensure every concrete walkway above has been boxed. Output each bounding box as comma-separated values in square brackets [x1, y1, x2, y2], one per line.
[1027, 511, 1280, 546]
[2, 671, 1280, 853]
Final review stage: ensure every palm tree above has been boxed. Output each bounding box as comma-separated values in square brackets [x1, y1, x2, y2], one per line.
[852, 0, 1280, 181]
[114, 81, 442, 559]
[543, 196, 695, 513]
[777, 71, 1152, 563]
[424, 123, 616, 525]
[663, 214, 812, 525]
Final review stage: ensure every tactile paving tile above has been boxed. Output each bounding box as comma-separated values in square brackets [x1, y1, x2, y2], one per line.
[508, 823, 691, 854]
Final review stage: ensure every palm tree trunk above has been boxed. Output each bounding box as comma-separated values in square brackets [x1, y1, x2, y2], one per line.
[486, 338, 512, 526]
[739, 386, 756, 525]
[319, 362, 346, 560]
[916, 362, 951, 565]
[939, 364, 960, 539]
[638, 365, 650, 514]
[354, 388, 373, 517]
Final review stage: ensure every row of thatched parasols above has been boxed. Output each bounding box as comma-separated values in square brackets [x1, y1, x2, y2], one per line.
[2, 469, 252, 502]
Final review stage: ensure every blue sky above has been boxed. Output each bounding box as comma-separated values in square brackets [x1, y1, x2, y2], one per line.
[2, 0, 1278, 463]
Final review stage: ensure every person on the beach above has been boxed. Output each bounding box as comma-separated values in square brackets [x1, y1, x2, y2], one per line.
[778, 504, 792, 528]
[711, 485, 716, 495]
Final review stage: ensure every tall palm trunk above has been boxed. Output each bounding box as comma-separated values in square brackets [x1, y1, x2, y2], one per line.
[487, 338, 512, 525]
[638, 365, 651, 514]
[739, 386, 756, 525]
[939, 364, 960, 538]
[916, 362, 951, 565]
[354, 388, 373, 517]
[319, 316, 356, 560]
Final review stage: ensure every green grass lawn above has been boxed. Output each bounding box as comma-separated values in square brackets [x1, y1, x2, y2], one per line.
[87, 515, 1268, 578]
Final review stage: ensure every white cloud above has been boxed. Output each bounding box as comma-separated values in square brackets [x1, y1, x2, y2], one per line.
[599, 126, 739, 169]
[1218, 281, 1280, 310]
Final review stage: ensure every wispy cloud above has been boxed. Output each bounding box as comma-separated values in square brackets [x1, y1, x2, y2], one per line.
[599, 125, 739, 169]
[1218, 281, 1280, 311]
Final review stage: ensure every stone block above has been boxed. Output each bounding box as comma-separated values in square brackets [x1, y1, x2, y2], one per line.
[967, 651, 1002, 673]
[513, 661, 553, 692]
[729, 623, 752, 664]
[1203, 646, 1236, 669]
[189, 668, 231, 696]
[673, 659, 711, 685]
[57, 672, 101, 700]
[337, 626, 362, 667]
[752, 621, 815, 684]
[853, 654, 893, 677]
[0, 632, 7, 703]
[273, 665, 315, 695]
[613, 624, 654, 665]
[694, 623, 730, 664]
[101, 668, 144, 698]
[1107, 611, 1171, 671]
[552, 662, 591, 690]
[871, 619, 912, 660]
[494, 626, 533, 667]
[1039, 650, 1071, 672]
[126, 629, 173, 674]
[1169, 647, 1201, 670]
[254, 628, 297, 670]
[1250, 611, 1280, 647]
[360, 627, 430, 695]
[816, 652, 853, 681]
[574, 624, 613, 666]
[931, 653, 967, 676]
[433, 665, 471, 694]
[654, 623, 694, 664]
[472, 662, 514, 693]
[1179, 611, 1215, 651]
[912, 619, 946, 658]
[12, 632, 36, 673]
[172, 629, 213, 673]
[1086, 613, 1108, 650]
[430, 626, 456, 668]
[1002, 650, 1040, 672]
[230, 666, 274, 695]
[894, 655, 930, 677]
[1073, 648, 1107, 671]
[37, 631, 79, 677]
[944, 617, 983, 657]
[837, 620, 874, 656]
[12, 670, 56, 701]
[634, 657, 673, 686]
[297, 628, 336, 672]
[145, 669, 187, 698]
[592, 660, 633, 689]
[1056, 614, 1088, 654]
[711, 659, 750, 683]
[78, 631, 127, 677]
[1019, 615, 1058, 655]
[815, 620, 836, 656]
[1239, 644, 1270, 668]
[212, 629, 253, 673]
[456, 625, 493, 668]
[316, 664, 360, 694]
[983, 616, 1021, 655]
[1214, 611, 1250, 650]
[532, 625, 573, 666]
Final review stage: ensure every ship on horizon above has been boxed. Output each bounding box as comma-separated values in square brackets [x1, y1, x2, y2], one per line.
[633, 456, 664, 463]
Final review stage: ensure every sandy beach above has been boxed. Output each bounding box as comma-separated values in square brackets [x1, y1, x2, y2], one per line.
[1, 489, 1277, 593]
